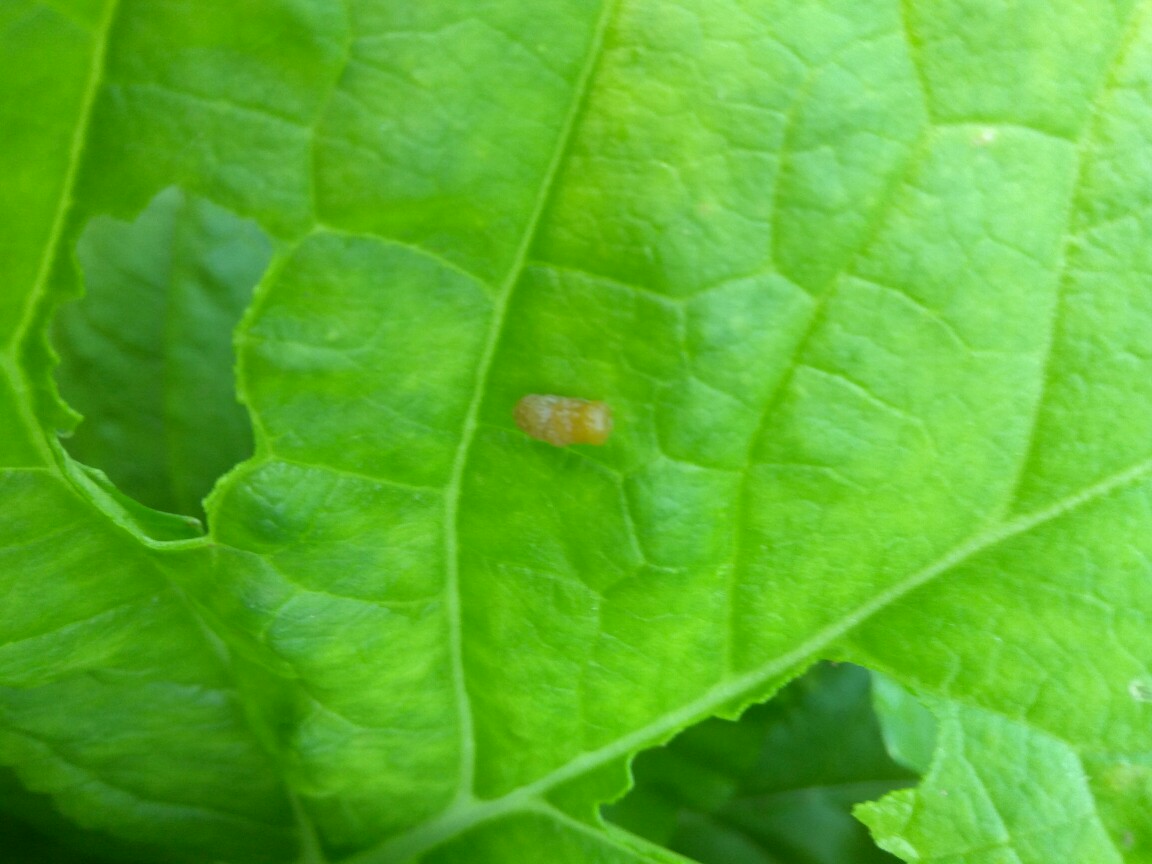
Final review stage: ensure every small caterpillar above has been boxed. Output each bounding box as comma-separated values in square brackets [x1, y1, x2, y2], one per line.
[514, 394, 612, 447]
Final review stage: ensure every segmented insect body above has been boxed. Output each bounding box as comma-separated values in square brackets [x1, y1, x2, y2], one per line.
[514, 394, 612, 447]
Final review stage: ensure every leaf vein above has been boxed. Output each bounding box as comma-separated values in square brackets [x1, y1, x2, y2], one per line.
[1000, 0, 1152, 517]
[439, 0, 621, 803]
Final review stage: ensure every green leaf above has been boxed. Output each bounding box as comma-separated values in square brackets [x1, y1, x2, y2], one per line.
[0, 764, 169, 863]
[3, 0, 1152, 862]
[870, 673, 938, 776]
[0, 473, 296, 862]
[54, 186, 270, 519]
[607, 663, 915, 864]
[859, 681, 1124, 864]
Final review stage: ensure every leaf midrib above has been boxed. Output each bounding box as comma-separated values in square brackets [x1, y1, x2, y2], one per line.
[438, 0, 621, 804]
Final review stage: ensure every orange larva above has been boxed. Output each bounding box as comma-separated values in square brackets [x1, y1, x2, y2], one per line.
[514, 394, 613, 447]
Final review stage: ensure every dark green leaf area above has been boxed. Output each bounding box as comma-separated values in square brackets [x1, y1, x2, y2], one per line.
[0, 765, 167, 864]
[0, 813, 126, 864]
[0, 472, 296, 863]
[54, 187, 271, 519]
[606, 664, 916, 864]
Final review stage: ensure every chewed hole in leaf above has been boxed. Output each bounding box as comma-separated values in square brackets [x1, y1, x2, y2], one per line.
[604, 663, 920, 864]
[52, 187, 272, 523]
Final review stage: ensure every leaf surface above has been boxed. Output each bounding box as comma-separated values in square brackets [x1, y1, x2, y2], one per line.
[861, 677, 1128, 864]
[2, 1, 1152, 862]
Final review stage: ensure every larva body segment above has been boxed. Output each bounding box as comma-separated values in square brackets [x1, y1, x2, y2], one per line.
[513, 394, 612, 447]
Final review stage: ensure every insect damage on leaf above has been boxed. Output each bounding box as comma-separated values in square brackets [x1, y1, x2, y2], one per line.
[514, 394, 613, 446]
